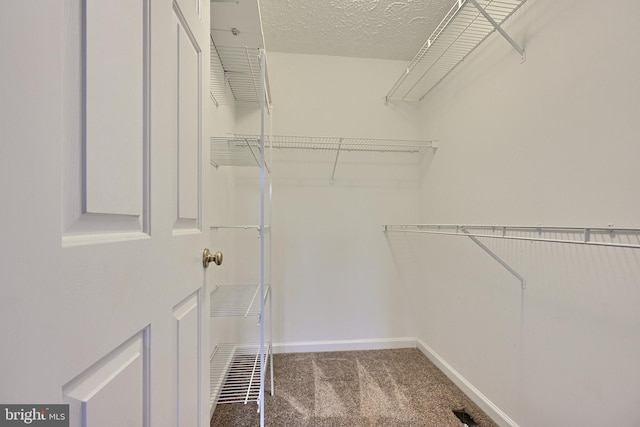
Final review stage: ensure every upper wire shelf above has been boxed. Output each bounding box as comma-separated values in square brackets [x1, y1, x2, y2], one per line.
[383, 224, 640, 249]
[386, 0, 527, 102]
[210, 41, 271, 108]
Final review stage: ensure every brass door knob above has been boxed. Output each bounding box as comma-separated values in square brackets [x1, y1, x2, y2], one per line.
[203, 248, 223, 268]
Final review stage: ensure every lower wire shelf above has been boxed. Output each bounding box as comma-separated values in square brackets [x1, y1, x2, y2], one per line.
[210, 342, 272, 409]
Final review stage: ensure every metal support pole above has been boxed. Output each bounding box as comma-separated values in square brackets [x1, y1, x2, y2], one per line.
[461, 228, 526, 289]
[268, 104, 274, 397]
[258, 50, 266, 427]
[468, 0, 525, 59]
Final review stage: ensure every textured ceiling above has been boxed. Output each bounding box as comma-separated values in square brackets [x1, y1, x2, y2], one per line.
[258, 0, 453, 61]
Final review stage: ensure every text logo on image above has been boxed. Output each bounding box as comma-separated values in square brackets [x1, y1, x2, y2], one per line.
[0, 405, 69, 427]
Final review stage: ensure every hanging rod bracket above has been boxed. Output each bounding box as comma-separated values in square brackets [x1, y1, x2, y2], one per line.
[467, 0, 525, 61]
[461, 228, 526, 289]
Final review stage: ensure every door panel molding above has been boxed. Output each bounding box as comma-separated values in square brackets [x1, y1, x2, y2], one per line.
[173, 291, 201, 427]
[63, 327, 150, 427]
[173, 2, 202, 234]
[62, 0, 151, 245]
[175, 0, 202, 28]
[2, 0, 210, 425]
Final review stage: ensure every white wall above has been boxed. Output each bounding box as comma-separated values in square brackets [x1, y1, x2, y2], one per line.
[394, 0, 640, 425]
[235, 53, 429, 347]
[211, 2, 640, 421]
[271, 182, 420, 347]
[235, 52, 424, 139]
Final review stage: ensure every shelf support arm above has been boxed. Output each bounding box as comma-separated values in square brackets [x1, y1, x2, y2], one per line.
[467, 0, 525, 60]
[330, 138, 343, 184]
[246, 46, 260, 104]
[245, 137, 270, 173]
[461, 228, 526, 289]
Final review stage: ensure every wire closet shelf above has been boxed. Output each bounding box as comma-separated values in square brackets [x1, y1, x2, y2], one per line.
[210, 134, 435, 168]
[210, 42, 271, 108]
[383, 224, 640, 249]
[209, 343, 272, 408]
[210, 135, 271, 169]
[210, 225, 270, 232]
[386, 0, 527, 102]
[210, 284, 272, 318]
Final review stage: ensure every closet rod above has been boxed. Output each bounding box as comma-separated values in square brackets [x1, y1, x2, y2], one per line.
[383, 224, 640, 249]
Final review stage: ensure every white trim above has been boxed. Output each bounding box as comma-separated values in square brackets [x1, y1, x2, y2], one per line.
[62, 231, 150, 247]
[272, 337, 417, 354]
[416, 340, 520, 427]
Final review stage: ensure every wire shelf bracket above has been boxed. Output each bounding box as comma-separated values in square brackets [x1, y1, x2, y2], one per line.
[386, 0, 528, 103]
[468, 0, 524, 58]
[385, 224, 526, 288]
[462, 228, 525, 288]
[330, 138, 343, 184]
[384, 224, 640, 288]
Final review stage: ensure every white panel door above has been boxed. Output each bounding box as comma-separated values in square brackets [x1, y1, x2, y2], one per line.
[0, 0, 211, 426]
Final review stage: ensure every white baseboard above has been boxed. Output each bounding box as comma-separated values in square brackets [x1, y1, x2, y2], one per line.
[416, 339, 520, 427]
[272, 337, 417, 354]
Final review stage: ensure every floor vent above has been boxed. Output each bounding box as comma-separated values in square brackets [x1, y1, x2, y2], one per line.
[453, 409, 479, 426]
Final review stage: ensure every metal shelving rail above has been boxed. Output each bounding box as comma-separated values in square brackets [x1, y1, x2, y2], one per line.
[209, 43, 272, 108]
[210, 134, 435, 181]
[386, 0, 528, 102]
[208, 50, 272, 427]
[384, 224, 640, 288]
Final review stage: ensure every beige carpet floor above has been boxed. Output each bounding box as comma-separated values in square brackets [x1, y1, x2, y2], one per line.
[210, 348, 499, 426]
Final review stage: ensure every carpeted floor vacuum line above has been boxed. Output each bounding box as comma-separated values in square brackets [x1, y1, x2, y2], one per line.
[210, 348, 499, 427]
